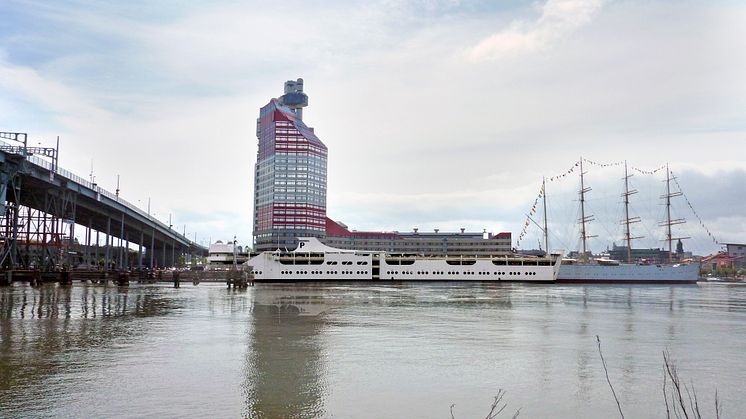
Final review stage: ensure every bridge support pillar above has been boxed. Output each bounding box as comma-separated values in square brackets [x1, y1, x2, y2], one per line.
[149, 230, 155, 269]
[118, 214, 124, 270]
[126, 238, 130, 269]
[0, 161, 22, 270]
[95, 231, 100, 269]
[138, 230, 143, 270]
[86, 219, 92, 268]
[105, 217, 111, 270]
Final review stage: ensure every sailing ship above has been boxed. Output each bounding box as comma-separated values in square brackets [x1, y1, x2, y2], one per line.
[542, 158, 700, 283]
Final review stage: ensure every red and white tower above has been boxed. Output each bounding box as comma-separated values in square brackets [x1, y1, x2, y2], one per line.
[253, 79, 328, 251]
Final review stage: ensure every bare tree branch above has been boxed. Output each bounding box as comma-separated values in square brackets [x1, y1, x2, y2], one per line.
[597, 335, 625, 419]
[663, 368, 671, 419]
[664, 350, 690, 419]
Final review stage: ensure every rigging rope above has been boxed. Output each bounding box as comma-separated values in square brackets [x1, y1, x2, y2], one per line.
[671, 171, 718, 244]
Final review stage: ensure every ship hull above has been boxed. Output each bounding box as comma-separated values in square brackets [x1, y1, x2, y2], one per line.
[557, 262, 700, 283]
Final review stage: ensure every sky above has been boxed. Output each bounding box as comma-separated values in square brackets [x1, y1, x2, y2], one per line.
[0, 0, 744, 255]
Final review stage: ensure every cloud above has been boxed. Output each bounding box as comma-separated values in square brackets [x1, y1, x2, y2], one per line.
[1, 0, 744, 254]
[0, 55, 111, 126]
[465, 0, 604, 61]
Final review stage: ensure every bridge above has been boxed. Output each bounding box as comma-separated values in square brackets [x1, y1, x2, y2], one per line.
[0, 131, 207, 283]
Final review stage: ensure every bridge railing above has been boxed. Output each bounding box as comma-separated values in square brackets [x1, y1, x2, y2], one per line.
[0, 139, 202, 249]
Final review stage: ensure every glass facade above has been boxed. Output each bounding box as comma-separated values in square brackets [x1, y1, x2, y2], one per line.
[253, 97, 328, 251]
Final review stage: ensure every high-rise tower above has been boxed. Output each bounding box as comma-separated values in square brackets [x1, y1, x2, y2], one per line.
[253, 79, 328, 251]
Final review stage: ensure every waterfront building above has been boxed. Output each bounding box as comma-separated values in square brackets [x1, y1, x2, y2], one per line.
[323, 219, 512, 256]
[701, 251, 743, 273]
[723, 243, 746, 270]
[253, 79, 328, 251]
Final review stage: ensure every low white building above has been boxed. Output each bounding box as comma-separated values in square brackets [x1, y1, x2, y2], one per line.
[207, 240, 249, 269]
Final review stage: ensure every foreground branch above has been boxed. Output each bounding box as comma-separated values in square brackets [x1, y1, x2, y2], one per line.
[597, 335, 625, 419]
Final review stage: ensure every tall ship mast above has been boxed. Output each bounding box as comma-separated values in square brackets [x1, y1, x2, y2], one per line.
[542, 176, 549, 255]
[577, 157, 596, 261]
[661, 163, 689, 263]
[621, 160, 642, 263]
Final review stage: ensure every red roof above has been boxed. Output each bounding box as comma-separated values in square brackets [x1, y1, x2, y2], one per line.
[325, 218, 399, 238]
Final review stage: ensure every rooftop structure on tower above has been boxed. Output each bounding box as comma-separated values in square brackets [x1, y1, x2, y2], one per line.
[278, 78, 308, 120]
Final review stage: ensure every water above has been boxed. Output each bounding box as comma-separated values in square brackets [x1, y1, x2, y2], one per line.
[1, 282, 745, 418]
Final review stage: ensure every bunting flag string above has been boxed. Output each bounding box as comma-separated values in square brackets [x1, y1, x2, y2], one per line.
[629, 164, 666, 176]
[671, 171, 718, 244]
[547, 161, 579, 183]
[581, 158, 666, 175]
[516, 182, 545, 248]
[582, 158, 624, 168]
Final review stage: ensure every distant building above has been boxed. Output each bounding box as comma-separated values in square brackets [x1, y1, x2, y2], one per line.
[608, 244, 666, 263]
[701, 251, 742, 273]
[253, 79, 328, 251]
[322, 219, 512, 256]
[608, 240, 691, 264]
[723, 243, 746, 270]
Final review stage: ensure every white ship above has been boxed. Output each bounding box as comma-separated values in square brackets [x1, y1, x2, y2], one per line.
[537, 159, 700, 284]
[247, 237, 563, 282]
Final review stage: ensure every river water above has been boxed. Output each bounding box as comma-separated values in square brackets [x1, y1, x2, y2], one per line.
[1, 281, 745, 418]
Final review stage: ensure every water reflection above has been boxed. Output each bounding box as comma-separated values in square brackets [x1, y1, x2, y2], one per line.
[0, 284, 180, 320]
[0, 283, 183, 413]
[243, 286, 333, 418]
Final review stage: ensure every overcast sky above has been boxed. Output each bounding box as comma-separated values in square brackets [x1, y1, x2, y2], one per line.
[1, 0, 744, 255]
